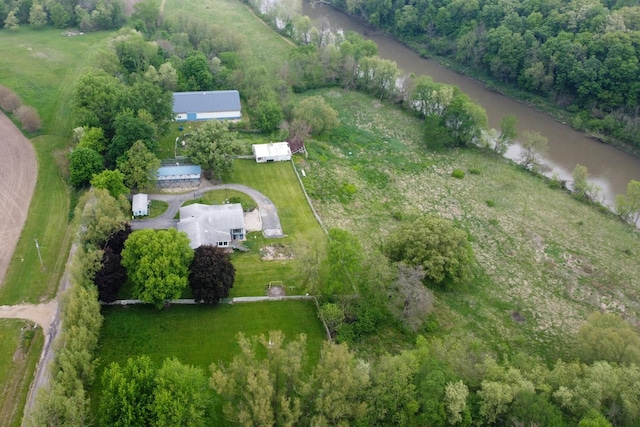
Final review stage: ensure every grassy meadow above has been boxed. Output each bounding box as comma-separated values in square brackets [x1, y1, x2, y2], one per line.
[0, 320, 44, 426]
[0, 28, 114, 304]
[162, 0, 293, 72]
[299, 88, 640, 360]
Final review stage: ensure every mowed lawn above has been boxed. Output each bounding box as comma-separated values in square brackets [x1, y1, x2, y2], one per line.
[227, 160, 329, 296]
[97, 301, 326, 369]
[0, 28, 113, 304]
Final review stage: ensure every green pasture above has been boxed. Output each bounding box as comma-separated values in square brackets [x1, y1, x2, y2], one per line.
[0, 29, 113, 304]
[0, 28, 112, 132]
[0, 320, 44, 426]
[163, 0, 293, 73]
[97, 301, 325, 369]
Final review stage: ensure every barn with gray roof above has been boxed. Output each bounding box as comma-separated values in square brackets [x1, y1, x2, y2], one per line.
[173, 90, 242, 122]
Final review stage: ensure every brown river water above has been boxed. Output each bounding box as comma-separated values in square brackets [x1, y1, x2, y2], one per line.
[303, 1, 640, 206]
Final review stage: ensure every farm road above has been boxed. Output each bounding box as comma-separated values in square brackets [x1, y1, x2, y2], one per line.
[132, 183, 285, 237]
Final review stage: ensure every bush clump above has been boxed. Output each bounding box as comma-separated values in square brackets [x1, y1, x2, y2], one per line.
[0, 85, 22, 112]
[15, 105, 42, 133]
[451, 169, 465, 179]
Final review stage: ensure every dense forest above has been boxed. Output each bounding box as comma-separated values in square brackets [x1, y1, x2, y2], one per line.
[311, 0, 640, 147]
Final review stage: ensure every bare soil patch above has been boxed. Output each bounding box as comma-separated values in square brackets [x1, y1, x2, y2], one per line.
[0, 111, 37, 287]
[260, 244, 294, 261]
[267, 285, 286, 297]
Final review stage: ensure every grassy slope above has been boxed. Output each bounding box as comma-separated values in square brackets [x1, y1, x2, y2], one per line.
[0, 28, 113, 304]
[300, 89, 640, 360]
[0, 320, 44, 427]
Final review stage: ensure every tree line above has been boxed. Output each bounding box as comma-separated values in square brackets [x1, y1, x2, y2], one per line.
[99, 315, 640, 427]
[309, 0, 640, 148]
[1, 0, 125, 31]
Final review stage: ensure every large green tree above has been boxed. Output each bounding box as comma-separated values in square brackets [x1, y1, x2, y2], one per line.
[189, 245, 236, 303]
[575, 312, 640, 365]
[384, 215, 474, 288]
[69, 147, 104, 187]
[210, 331, 307, 426]
[121, 228, 194, 308]
[185, 120, 239, 180]
[153, 358, 210, 427]
[100, 356, 157, 427]
[90, 169, 129, 198]
[292, 96, 340, 135]
[117, 140, 161, 191]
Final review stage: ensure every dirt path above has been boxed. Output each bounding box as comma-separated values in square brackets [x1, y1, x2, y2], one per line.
[0, 302, 56, 336]
[0, 111, 38, 287]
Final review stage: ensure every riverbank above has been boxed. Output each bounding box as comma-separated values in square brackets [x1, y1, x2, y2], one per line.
[303, 1, 640, 207]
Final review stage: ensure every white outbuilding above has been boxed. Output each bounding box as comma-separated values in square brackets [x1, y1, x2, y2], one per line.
[132, 193, 149, 217]
[252, 142, 292, 163]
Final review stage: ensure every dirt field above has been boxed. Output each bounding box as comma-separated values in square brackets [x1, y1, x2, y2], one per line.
[0, 112, 37, 287]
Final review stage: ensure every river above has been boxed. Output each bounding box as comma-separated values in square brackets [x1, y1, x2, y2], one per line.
[303, 1, 640, 207]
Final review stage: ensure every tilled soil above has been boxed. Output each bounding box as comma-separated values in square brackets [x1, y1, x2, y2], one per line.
[0, 112, 37, 287]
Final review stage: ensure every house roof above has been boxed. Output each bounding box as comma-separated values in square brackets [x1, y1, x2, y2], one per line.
[132, 193, 148, 212]
[172, 90, 241, 114]
[253, 142, 291, 158]
[157, 165, 201, 177]
[177, 203, 245, 249]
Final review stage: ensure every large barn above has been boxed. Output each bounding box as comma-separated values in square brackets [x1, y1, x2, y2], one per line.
[252, 142, 292, 163]
[177, 203, 246, 249]
[173, 90, 242, 122]
[156, 165, 201, 187]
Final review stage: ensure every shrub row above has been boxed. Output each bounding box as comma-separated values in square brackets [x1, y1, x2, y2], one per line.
[0, 85, 42, 133]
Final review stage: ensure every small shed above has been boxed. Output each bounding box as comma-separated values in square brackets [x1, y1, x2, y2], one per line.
[177, 203, 246, 249]
[173, 90, 242, 122]
[252, 142, 292, 163]
[156, 165, 201, 187]
[132, 193, 149, 216]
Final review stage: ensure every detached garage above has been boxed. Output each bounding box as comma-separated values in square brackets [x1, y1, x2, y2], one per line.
[173, 90, 242, 122]
[132, 193, 149, 217]
[252, 142, 292, 163]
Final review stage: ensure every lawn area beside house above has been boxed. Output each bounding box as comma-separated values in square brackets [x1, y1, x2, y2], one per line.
[0, 320, 44, 426]
[227, 159, 329, 296]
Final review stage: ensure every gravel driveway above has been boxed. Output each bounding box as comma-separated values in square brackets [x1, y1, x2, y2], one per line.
[132, 184, 285, 237]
